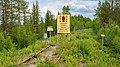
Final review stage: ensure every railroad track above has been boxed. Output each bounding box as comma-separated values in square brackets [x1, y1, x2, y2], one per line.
[16, 45, 54, 67]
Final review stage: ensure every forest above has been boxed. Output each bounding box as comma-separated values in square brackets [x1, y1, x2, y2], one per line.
[0, 0, 120, 67]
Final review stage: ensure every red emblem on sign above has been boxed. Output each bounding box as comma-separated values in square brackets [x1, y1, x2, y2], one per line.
[62, 16, 65, 22]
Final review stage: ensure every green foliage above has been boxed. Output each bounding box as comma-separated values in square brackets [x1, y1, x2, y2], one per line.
[0, 0, 120, 67]
[96, 0, 120, 25]
[0, 31, 15, 52]
[91, 19, 101, 34]
[45, 10, 57, 37]
[112, 37, 120, 54]
[70, 15, 92, 31]
[0, 54, 16, 67]
[55, 29, 119, 67]
[62, 5, 70, 14]
[12, 25, 36, 49]
[0, 40, 49, 67]
[0, 29, 119, 67]
[91, 1, 120, 59]
[92, 20, 120, 59]
[30, 0, 40, 34]
[96, 1, 110, 24]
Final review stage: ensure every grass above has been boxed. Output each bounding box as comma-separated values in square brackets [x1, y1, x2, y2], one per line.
[0, 29, 119, 67]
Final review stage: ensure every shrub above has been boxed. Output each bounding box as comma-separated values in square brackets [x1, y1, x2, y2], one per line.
[12, 25, 37, 49]
[0, 32, 15, 52]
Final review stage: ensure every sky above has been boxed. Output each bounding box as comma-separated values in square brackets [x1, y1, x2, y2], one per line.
[26, 0, 105, 20]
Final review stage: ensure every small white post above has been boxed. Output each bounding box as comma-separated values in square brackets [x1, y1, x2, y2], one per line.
[101, 34, 105, 50]
[68, 33, 70, 40]
[102, 37, 104, 50]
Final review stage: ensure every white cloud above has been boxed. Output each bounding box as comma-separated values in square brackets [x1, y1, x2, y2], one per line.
[26, 0, 103, 20]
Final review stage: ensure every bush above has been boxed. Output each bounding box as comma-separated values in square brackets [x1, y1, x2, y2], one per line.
[0, 32, 15, 52]
[96, 23, 120, 58]
[12, 25, 37, 49]
[112, 37, 120, 59]
[55, 30, 119, 67]
[112, 37, 120, 54]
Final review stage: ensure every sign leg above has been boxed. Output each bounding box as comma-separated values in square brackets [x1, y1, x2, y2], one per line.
[57, 33, 58, 44]
[102, 37, 104, 50]
[67, 33, 70, 40]
[50, 31, 51, 42]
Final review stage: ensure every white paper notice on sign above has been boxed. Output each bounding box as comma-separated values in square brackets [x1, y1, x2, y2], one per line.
[57, 15, 70, 33]
[44, 33, 47, 39]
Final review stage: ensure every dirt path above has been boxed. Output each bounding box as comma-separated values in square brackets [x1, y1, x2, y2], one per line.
[17, 45, 58, 67]
[17, 44, 87, 67]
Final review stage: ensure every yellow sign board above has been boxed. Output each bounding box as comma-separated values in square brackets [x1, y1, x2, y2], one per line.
[101, 34, 105, 37]
[57, 15, 70, 33]
[47, 26, 54, 31]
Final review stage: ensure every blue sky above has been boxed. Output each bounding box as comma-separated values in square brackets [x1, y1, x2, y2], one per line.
[26, 0, 105, 20]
